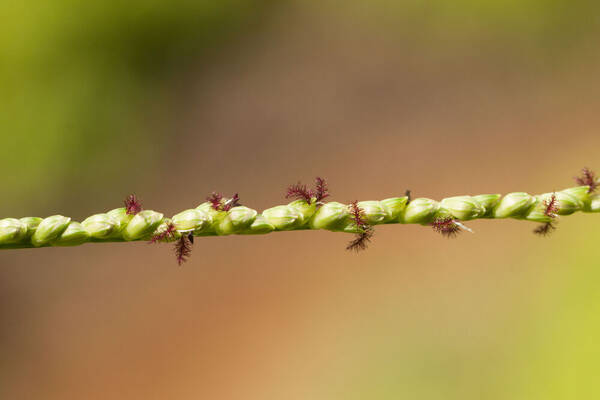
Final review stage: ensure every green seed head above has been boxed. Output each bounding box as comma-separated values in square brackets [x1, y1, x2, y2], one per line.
[472, 194, 501, 217]
[493, 192, 536, 219]
[562, 186, 592, 211]
[525, 200, 555, 223]
[107, 208, 133, 232]
[0, 218, 29, 244]
[82, 213, 119, 239]
[227, 206, 258, 229]
[286, 200, 317, 226]
[543, 192, 581, 215]
[309, 202, 350, 231]
[153, 218, 181, 241]
[403, 198, 440, 224]
[196, 202, 220, 217]
[195, 202, 224, 232]
[122, 210, 164, 241]
[52, 222, 90, 246]
[440, 196, 485, 221]
[215, 206, 257, 235]
[262, 205, 302, 230]
[380, 197, 408, 222]
[31, 215, 71, 246]
[19, 217, 43, 238]
[356, 201, 387, 225]
[214, 218, 234, 235]
[172, 209, 212, 232]
[242, 215, 275, 234]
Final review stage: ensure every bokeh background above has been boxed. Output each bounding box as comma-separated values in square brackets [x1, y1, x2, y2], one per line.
[1, 1, 600, 398]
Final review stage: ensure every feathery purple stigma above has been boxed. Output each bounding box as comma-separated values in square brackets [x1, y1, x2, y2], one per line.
[533, 222, 556, 236]
[207, 192, 224, 211]
[286, 183, 314, 203]
[431, 217, 462, 238]
[544, 193, 559, 217]
[346, 230, 374, 251]
[222, 193, 241, 211]
[575, 167, 598, 193]
[207, 192, 241, 211]
[534, 193, 560, 236]
[346, 201, 374, 251]
[124, 194, 142, 215]
[174, 234, 193, 265]
[314, 177, 330, 203]
[285, 177, 330, 205]
[150, 222, 177, 244]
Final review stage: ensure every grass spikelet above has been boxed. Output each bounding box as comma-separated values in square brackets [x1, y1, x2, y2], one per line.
[150, 222, 177, 243]
[534, 193, 559, 236]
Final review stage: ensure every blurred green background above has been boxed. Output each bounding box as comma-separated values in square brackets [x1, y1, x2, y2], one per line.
[1, 0, 600, 399]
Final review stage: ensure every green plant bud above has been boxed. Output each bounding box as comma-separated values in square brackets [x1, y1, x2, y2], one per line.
[214, 218, 235, 235]
[227, 206, 258, 229]
[0, 218, 29, 244]
[562, 186, 592, 211]
[524, 202, 554, 223]
[472, 194, 501, 217]
[122, 210, 164, 241]
[434, 207, 455, 219]
[196, 202, 220, 217]
[215, 207, 257, 235]
[52, 222, 90, 246]
[262, 205, 302, 230]
[20, 217, 43, 238]
[356, 201, 387, 225]
[241, 215, 275, 234]
[172, 209, 211, 232]
[402, 198, 440, 224]
[195, 202, 224, 231]
[106, 208, 133, 232]
[541, 192, 582, 216]
[440, 196, 485, 221]
[380, 197, 408, 222]
[31, 215, 71, 246]
[196, 202, 211, 212]
[493, 192, 536, 219]
[82, 213, 119, 239]
[309, 202, 351, 231]
[153, 218, 182, 240]
[287, 200, 317, 226]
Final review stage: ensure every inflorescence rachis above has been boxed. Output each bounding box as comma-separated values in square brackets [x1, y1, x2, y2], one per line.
[2, 168, 598, 265]
[96, 168, 600, 263]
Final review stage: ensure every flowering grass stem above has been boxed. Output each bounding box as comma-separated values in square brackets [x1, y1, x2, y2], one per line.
[1, 169, 598, 264]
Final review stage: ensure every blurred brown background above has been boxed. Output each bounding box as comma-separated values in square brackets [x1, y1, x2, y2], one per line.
[1, 1, 600, 399]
